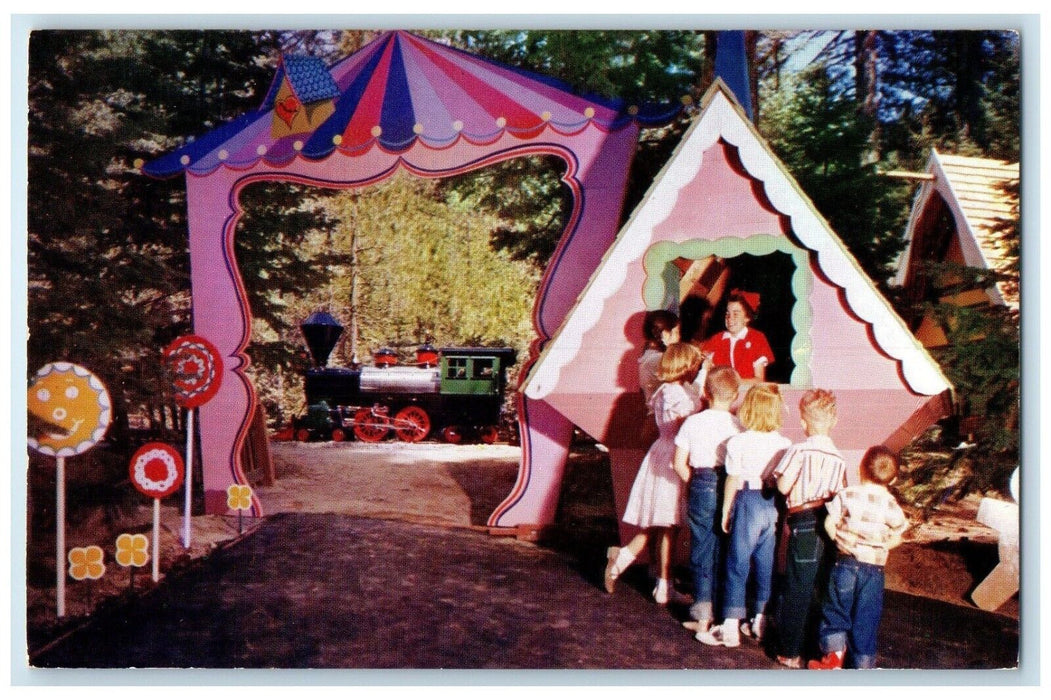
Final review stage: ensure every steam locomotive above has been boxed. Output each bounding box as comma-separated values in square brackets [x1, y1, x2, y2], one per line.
[290, 312, 516, 444]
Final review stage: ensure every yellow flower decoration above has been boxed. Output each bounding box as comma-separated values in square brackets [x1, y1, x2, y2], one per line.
[227, 484, 253, 511]
[68, 545, 105, 581]
[115, 533, 150, 568]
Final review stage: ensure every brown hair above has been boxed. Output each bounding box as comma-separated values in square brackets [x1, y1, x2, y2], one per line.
[657, 342, 702, 384]
[643, 310, 680, 351]
[705, 365, 741, 404]
[860, 446, 900, 485]
[799, 388, 837, 426]
[738, 382, 784, 432]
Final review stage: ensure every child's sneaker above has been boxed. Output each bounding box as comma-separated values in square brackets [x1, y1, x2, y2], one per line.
[740, 614, 768, 641]
[681, 618, 712, 633]
[807, 650, 845, 670]
[776, 655, 804, 669]
[696, 621, 740, 648]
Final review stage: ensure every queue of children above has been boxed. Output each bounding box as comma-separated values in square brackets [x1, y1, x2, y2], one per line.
[605, 301, 909, 670]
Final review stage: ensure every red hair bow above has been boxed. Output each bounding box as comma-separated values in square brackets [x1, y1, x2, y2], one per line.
[731, 289, 761, 315]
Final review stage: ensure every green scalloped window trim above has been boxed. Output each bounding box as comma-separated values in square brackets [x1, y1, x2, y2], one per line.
[642, 235, 813, 387]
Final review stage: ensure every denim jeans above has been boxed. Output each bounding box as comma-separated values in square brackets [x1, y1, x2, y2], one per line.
[776, 508, 826, 658]
[686, 469, 722, 620]
[723, 488, 778, 620]
[818, 554, 885, 669]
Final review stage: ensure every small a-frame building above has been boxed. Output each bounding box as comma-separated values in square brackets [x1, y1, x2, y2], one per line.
[892, 150, 1019, 349]
[520, 81, 955, 536]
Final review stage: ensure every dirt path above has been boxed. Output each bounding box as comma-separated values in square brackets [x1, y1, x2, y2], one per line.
[256, 441, 521, 528]
[25, 441, 1018, 657]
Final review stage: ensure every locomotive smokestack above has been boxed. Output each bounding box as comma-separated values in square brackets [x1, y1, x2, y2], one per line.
[300, 311, 344, 367]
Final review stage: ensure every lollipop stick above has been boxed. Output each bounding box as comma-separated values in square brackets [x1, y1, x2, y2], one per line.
[56, 456, 66, 617]
[182, 408, 195, 548]
[152, 498, 161, 582]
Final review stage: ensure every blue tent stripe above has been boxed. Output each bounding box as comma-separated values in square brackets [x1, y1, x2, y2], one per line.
[142, 110, 268, 177]
[303, 34, 394, 158]
[378, 34, 417, 149]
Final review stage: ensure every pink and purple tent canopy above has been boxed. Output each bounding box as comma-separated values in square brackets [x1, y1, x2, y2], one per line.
[143, 30, 676, 523]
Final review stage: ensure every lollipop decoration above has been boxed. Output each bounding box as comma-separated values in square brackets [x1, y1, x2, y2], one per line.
[28, 362, 112, 617]
[129, 442, 185, 582]
[163, 334, 223, 549]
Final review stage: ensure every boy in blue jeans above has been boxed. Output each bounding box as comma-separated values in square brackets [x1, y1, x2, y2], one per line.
[808, 446, 909, 669]
[770, 389, 847, 668]
[672, 366, 743, 633]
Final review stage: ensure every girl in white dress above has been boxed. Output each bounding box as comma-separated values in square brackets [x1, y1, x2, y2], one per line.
[606, 342, 708, 604]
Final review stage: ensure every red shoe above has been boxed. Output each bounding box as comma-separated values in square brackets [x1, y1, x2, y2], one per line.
[807, 651, 845, 670]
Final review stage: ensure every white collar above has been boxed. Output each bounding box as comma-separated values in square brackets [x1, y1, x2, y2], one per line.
[722, 327, 749, 341]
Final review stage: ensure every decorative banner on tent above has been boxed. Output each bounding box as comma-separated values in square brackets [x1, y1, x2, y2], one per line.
[68, 545, 105, 581]
[27, 362, 112, 457]
[129, 443, 185, 499]
[163, 334, 223, 408]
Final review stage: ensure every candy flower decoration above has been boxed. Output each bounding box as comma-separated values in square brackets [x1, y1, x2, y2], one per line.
[227, 484, 253, 511]
[27, 362, 112, 457]
[227, 484, 254, 534]
[68, 546, 105, 581]
[115, 533, 150, 568]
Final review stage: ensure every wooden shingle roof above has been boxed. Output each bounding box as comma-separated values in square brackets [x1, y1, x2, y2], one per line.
[895, 150, 1019, 308]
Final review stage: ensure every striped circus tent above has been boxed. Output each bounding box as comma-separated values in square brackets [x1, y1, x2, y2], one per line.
[143, 30, 682, 178]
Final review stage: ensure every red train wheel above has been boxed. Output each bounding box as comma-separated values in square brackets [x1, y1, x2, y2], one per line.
[353, 408, 389, 442]
[441, 425, 463, 444]
[331, 428, 346, 442]
[479, 425, 500, 444]
[394, 405, 431, 443]
[296, 428, 311, 442]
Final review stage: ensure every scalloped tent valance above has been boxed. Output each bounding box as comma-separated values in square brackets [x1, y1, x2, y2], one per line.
[143, 30, 684, 177]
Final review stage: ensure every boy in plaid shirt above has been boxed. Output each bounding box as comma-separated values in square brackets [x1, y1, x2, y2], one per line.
[808, 446, 909, 669]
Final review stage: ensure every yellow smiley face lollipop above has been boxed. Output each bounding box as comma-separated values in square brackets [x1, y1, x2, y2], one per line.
[27, 362, 112, 457]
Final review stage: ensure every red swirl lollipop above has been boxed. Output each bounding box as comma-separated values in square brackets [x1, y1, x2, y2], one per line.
[163, 335, 223, 408]
[129, 443, 185, 499]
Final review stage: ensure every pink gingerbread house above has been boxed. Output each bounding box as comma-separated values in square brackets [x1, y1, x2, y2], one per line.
[516, 82, 954, 538]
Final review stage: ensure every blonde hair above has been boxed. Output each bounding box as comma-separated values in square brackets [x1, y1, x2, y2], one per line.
[800, 388, 837, 427]
[738, 383, 784, 432]
[657, 342, 702, 384]
[705, 365, 741, 404]
[860, 446, 900, 485]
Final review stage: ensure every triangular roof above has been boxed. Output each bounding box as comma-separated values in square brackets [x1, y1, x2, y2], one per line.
[142, 30, 682, 177]
[893, 149, 1019, 308]
[524, 80, 952, 406]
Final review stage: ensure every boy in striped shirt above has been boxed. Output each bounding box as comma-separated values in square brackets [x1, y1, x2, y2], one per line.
[770, 389, 848, 668]
[808, 446, 909, 669]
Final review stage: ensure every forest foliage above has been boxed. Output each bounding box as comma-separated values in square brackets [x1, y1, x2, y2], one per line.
[26, 28, 1021, 490]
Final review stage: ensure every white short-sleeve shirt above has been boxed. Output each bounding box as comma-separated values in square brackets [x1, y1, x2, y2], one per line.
[725, 429, 792, 486]
[674, 409, 743, 469]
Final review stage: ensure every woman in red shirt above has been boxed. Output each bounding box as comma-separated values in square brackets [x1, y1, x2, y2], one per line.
[701, 290, 774, 383]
